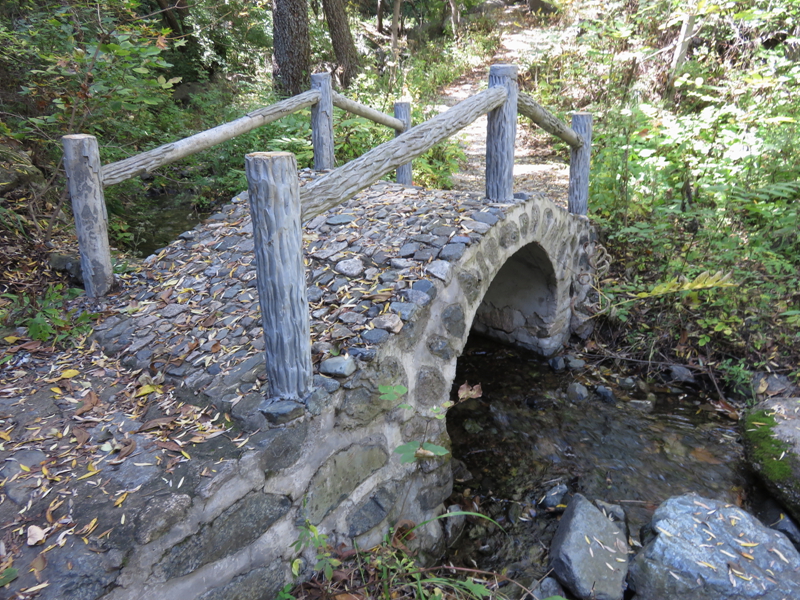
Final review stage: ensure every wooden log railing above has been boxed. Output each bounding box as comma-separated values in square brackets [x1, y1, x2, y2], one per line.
[300, 85, 507, 220]
[101, 90, 322, 186]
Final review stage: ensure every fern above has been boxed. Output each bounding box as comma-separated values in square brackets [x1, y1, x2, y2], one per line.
[632, 271, 735, 299]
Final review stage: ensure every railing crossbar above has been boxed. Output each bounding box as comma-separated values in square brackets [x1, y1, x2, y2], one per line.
[331, 92, 407, 132]
[518, 92, 584, 149]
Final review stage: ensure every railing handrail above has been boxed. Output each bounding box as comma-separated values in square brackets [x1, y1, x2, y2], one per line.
[63, 63, 592, 298]
[300, 86, 507, 221]
[518, 92, 583, 149]
[101, 90, 321, 186]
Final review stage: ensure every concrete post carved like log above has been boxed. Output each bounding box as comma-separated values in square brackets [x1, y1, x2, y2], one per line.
[245, 152, 313, 402]
[394, 101, 412, 185]
[62, 134, 114, 297]
[486, 64, 518, 202]
[567, 112, 592, 215]
[311, 73, 335, 171]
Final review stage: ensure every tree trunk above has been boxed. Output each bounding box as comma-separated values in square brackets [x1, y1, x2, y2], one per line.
[272, 0, 311, 96]
[377, 0, 384, 34]
[153, 0, 183, 35]
[391, 0, 401, 53]
[447, 0, 461, 38]
[321, 0, 360, 88]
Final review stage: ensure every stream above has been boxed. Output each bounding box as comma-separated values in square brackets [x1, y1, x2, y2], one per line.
[445, 335, 751, 592]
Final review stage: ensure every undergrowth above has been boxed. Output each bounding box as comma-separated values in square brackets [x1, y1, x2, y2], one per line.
[523, 0, 800, 395]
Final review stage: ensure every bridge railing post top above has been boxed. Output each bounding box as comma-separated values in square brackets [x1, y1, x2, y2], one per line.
[311, 72, 331, 82]
[246, 151, 296, 160]
[489, 64, 518, 78]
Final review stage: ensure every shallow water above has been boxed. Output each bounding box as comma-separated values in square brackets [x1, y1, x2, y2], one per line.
[445, 335, 749, 586]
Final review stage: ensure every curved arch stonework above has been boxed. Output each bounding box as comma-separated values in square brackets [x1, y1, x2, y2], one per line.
[62, 186, 596, 600]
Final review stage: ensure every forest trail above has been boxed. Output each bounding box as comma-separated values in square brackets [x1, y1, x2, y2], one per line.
[435, 4, 573, 207]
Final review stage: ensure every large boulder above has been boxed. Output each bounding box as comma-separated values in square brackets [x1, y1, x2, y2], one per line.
[742, 397, 800, 522]
[549, 494, 630, 600]
[0, 143, 45, 194]
[628, 494, 800, 600]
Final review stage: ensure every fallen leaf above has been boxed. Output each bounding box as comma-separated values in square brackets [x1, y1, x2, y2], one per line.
[114, 492, 128, 507]
[201, 315, 217, 328]
[73, 427, 89, 447]
[137, 416, 177, 432]
[60, 369, 80, 379]
[135, 384, 159, 398]
[155, 440, 182, 452]
[458, 382, 483, 401]
[45, 499, 63, 524]
[30, 553, 47, 581]
[27, 525, 46, 546]
[4, 336, 21, 343]
[690, 447, 723, 465]
[110, 438, 136, 464]
[75, 391, 100, 416]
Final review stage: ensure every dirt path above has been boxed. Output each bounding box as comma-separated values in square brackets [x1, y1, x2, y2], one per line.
[435, 5, 572, 207]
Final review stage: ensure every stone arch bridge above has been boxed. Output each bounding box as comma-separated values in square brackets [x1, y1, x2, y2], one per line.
[66, 175, 597, 600]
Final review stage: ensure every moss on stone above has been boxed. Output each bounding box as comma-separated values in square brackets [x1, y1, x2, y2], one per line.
[743, 410, 792, 481]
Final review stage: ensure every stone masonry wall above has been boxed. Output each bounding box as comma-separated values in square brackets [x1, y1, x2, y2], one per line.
[1, 181, 594, 600]
[103, 195, 595, 600]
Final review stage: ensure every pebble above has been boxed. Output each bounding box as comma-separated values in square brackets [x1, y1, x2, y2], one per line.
[567, 382, 589, 402]
[595, 385, 615, 403]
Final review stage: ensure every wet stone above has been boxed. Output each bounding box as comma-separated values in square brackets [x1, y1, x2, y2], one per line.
[259, 400, 305, 425]
[390, 258, 416, 269]
[401, 289, 431, 306]
[414, 248, 439, 262]
[595, 385, 615, 403]
[330, 324, 355, 339]
[313, 374, 341, 393]
[425, 260, 451, 281]
[567, 382, 589, 402]
[441, 304, 465, 338]
[371, 313, 403, 333]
